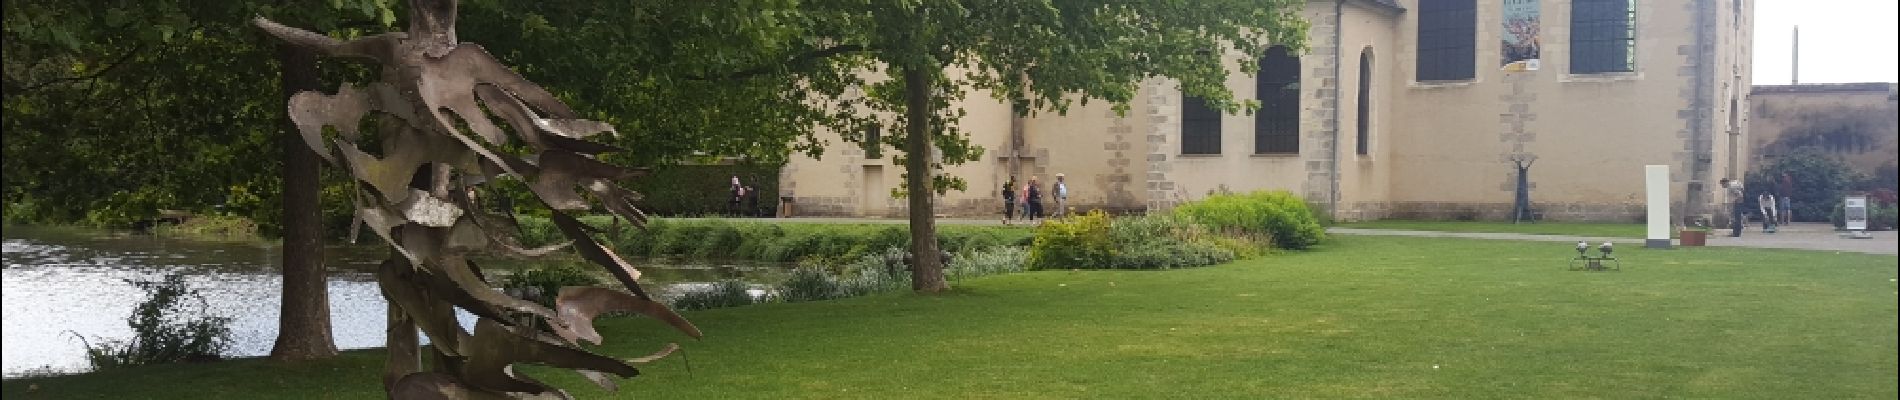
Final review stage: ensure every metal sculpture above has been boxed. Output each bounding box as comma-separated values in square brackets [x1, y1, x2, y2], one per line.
[254, 1, 698, 397]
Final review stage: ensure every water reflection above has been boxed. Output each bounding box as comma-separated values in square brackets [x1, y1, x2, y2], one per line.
[0, 225, 786, 377]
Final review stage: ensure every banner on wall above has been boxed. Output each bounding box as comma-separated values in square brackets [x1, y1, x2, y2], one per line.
[1502, 0, 1541, 71]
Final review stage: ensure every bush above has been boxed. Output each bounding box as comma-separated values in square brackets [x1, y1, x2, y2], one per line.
[1745, 148, 1860, 222]
[501, 262, 602, 306]
[837, 247, 913, 295]
[1832, 202, 1899, 231]
[152, 214, 261, 241]
[947, 246, 1028, 281]
[1171, 190, 1324, 249]
[79, 275, 232, 371]
[1026, 210, 1115, 270]
[776, 268, 851, 303]
[667, 280, 758, 311]
[1105, 215, 1237, 269]
[1028, 212, 1249, 270]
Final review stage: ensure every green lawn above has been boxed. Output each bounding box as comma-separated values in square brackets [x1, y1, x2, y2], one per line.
[5, 236, 1895, 399]
[1338, 220, 1652, 238]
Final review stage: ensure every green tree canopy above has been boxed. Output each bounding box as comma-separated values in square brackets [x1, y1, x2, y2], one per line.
[753, 0, 1311, 291]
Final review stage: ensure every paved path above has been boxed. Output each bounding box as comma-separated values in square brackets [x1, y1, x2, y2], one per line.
[1329, 223, 1898, 255]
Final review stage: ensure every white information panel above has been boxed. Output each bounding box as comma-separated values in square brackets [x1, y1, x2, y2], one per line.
[1645, 165, 1671, 248]
[1844, 196, 1868, 231]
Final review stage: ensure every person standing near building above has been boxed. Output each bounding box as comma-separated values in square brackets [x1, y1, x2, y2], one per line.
[729, 175, 744, 216]
[1779, 172, 1795, 224]
[1001, 175, 1019, 225]
[1720, 178, 1745, 237]
[1758, 191, 1778, 233]
[1026, 176, 1044, 221]
[1052, 173, 1069, 218]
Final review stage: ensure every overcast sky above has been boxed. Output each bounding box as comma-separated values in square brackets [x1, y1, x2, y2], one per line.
[1752, 0, 1899, 84]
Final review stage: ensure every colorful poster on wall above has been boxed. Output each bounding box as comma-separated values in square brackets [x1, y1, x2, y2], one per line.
[1502, 0, 1541, 71]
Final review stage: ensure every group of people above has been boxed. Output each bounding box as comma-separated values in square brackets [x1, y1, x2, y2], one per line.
[1718, 173, 1795, 237]
[1001, 173, 1068, 225]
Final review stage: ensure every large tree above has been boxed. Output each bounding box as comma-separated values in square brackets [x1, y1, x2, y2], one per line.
[5, 0, 870, 357]
[754, 0, 1310, 291]
[4, 0, 403, 361]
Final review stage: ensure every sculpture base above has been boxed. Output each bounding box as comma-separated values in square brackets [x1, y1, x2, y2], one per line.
[1645, 239, 1672, 249]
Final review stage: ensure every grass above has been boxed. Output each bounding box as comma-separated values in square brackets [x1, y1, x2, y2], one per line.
[5, 236, 1894, 399]
[1338, 220, 1652, 238]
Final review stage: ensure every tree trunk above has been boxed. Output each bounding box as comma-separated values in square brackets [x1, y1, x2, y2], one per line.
[382, 293, 419, 389]
[270, 43, 339, 361]
[902, 67, 948, 293]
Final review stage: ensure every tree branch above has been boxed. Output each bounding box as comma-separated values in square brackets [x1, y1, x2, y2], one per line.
[686, 44, 866, 81]
[6, 44, 146, 95]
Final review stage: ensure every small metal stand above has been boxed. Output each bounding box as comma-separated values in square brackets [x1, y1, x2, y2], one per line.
[1568, 241, 1620, 271]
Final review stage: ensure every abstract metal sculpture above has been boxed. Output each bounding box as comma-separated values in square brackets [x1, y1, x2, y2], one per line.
[254, 1, 698, 397]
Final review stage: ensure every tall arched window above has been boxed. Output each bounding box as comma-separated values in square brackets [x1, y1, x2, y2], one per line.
[1254, 46, 1300, 154]
[1356, 48, 1373, 155]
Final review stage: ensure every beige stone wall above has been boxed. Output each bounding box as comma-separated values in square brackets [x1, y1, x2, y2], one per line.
[780, 71, 1055, 218]
[1334, 3, 1402, 221]
[1380, 0, 1743, 221]
[1145, 2, 1346, 215]
[1018, 94, 1151, 215]
[1748, 84, 1900, 174]
[782, 0, 1753, 222]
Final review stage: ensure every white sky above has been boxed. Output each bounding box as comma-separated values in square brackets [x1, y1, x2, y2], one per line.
[1752, 0, 1900, 84]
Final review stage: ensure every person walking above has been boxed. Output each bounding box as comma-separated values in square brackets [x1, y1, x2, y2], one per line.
[1017, 181, 1030, 222]
[1720, 178, 1745, 237]
[1001, 175, 1019, 225]
[1026, 176, 1044, 222]
[1052, 173, 1069, 218]
[1758, 191, 1778, 233]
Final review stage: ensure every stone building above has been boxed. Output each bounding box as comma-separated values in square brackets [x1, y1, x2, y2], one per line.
[1748, 83, 1900, 176]
[781, 0, 1754, 222]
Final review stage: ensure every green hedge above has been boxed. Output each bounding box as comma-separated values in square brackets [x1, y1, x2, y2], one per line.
[622, 163, 783, 216]
[514, 216, 1035, 263]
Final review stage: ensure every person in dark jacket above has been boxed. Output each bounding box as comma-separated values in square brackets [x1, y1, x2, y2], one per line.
[1001, 175, 1019, 225]
[1026, 176, 1044, 221]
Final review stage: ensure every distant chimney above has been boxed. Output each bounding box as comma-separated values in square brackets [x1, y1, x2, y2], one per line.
[1792, 26, 1799, 85]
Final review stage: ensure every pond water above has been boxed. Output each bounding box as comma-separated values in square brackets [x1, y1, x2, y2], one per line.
[0, 225, 787, 378]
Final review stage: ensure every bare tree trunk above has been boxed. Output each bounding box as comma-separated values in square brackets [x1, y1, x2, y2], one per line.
[382, 293, 419, 389]
[902, 67, 947, 293]
[270, 43, 338, 361]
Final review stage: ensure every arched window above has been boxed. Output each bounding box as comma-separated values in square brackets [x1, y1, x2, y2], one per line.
[1254, 46, 1300, 154]
[1356, 48, 1373, 155]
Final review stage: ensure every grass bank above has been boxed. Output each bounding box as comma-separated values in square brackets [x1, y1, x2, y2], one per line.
[1337, 220, 1650, 238]
[7, 235, 1893, 399]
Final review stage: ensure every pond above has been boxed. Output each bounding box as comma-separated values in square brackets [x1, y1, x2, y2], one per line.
[0, 225, 788, 378]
